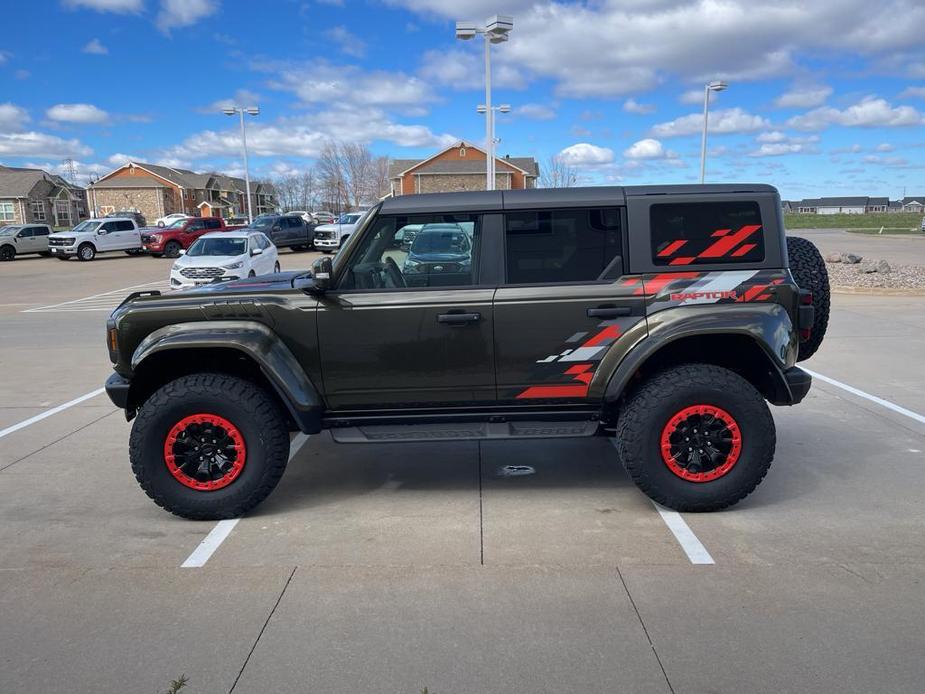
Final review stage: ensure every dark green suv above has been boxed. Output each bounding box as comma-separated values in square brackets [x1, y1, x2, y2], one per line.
[105, 185, 829, 520]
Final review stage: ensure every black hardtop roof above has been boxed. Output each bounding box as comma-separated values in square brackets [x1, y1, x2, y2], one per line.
[380, 184, 779, 215]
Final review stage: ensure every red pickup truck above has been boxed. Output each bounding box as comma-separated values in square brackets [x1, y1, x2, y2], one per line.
[140, 217, 244, 258]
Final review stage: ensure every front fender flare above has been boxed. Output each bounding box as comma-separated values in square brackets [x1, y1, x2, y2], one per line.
[132, 320, 323, 433]
[603, 303, 799, 405]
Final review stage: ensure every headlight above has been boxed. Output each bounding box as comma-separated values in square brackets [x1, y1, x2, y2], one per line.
[223, 261, 244, 269]
[150, 234, 162, 243]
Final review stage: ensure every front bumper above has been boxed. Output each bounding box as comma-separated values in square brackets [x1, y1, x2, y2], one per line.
[169, 272, 240, 289]
[48, 246, 77, 256]
[105, 372, 131, 410]
[783, 366, 812, 405]
[314, 238, 339, 249]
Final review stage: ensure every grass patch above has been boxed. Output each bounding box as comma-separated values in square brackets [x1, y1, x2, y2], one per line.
[844, 228, 923, 235]
[784, 212, 922, 230]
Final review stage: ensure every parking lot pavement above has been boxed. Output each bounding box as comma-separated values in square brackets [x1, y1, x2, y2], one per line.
[1, 256, 925, 692]
[793, 228, 925, 267]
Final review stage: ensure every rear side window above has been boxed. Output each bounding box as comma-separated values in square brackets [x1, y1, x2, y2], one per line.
[33, 226, 50, 236]
[651, 201, 764, 266]
[504, 208, 622, 284]
[206, 218, 222, 229]
[116, 220, 135, 231]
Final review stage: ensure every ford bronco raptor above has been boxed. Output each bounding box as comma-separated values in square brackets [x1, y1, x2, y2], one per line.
[104, 185, 829, 520]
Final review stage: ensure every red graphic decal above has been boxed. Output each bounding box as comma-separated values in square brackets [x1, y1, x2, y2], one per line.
[731, 243, 757, 257]
[622, 277, 640, 287]
[670, 290, 737, 301]
[657, 239, 688, 257]
[699, 224, 761, 259]
[582, 324, 621, 347]
[669, 256, 696, 265]
[636, 272, 700, 296]
[517, 384, 589, 399]
[711, 228, 731, 237]
[738, 284, 768, 302]
[564, 363, 594, 385]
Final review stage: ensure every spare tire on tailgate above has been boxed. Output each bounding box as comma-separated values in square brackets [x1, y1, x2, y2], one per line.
[786, 236, 830, 361]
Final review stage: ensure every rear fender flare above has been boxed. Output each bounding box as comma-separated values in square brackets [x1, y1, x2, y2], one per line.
[132, 320, 323, 433]
[602, 303, 798, 404]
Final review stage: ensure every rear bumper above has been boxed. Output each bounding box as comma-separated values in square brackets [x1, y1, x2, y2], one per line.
[105, 372, 131, 410]
[783, 366, 812, 404]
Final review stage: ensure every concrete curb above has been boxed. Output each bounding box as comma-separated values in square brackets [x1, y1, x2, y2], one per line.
[832, 285, 925, 296]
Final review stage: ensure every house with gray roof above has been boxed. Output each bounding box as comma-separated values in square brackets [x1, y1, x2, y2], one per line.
[0, 165, 89, 229]
[389, 141, 539, 196]
[901, 196, 925, 213]
[87, 161, 276, 222]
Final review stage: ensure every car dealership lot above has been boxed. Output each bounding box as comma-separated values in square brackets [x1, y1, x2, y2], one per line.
[1, 250, 924, 693]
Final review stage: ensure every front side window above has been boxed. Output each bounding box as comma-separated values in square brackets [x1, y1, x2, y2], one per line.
[651, 201, 765, 266]
[0, 202, 14, 221]
[17, 228, 34, 238]
[339, 214, 481, 290]
[504, 208, 623, 285]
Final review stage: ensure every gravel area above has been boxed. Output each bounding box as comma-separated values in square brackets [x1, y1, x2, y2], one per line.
[826, 259, 925, 290]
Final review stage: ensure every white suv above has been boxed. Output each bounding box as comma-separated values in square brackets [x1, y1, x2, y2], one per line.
[169, 230, 280, 290]
[48, 217, 142, 261]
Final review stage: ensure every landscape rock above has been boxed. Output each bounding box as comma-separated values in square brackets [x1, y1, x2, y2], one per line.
[841, 252, 863, 264]
[860, 259, 891, 274]
[825, 252, 842, 263]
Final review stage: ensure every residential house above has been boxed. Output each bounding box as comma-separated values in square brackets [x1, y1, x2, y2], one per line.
[901, 196, 925, 213]
[781, 200, 794, 213]
[792, 196, 896, 214]
[866, 197, 889, 213]
[389, 141, 539, 196]
[87, 161, 276, 222]
[0, 165, 89, 229]
[796, 199, 820, 214]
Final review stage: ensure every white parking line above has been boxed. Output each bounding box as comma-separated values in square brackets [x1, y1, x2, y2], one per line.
[651, 503, 715, 565]
[0, 388, 106, 440]
[21, 280, 168, 313]
[180, 432, 310, 568]
[803, 368, 925, 425]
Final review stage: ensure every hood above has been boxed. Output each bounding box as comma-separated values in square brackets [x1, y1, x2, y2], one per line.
[179, 270, 304, 295]
[49, 231, 76, 238]
[314, 223, 339, 232]
[408, 251, 470, 263]
[174, 253, 247, 268]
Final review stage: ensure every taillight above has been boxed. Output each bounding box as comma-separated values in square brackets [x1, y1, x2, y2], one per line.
[800, 291, 813, 306]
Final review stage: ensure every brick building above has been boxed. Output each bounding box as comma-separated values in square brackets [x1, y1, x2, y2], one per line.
[87, 162, 275, 222]
[389, 141, 539, 196]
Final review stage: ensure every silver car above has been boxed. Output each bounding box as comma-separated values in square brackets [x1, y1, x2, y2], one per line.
[0, 224, 52, 261]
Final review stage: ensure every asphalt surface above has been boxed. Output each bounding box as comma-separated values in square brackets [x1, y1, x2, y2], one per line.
[792, 227, 925, 266]
[1, 238, 924, 694]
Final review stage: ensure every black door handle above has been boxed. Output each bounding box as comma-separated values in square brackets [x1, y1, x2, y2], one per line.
[587, 306, 631, 318]
[437, 312, 481, 325]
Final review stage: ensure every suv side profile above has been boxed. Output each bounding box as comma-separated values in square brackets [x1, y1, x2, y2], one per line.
[105, 185, 829, 520]
[48, 217, 142, 261]
[0, 224, 52, 260]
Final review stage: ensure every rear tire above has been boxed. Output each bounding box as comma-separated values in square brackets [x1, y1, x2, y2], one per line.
[129, 373, 291, 520]
[77, 243, 96, 261]
[786, 236, 830, 361]
[616, 364, 775, 512]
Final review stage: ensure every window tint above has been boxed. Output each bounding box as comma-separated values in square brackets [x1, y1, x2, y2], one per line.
[339, 214, 480, 290]
[504, 208, 622, 284]
[116, 220, 135, 231]
[18, 228, 34, 238]
[33, 226, 50, 236]
[101, 221, 118, 232]
[206, 218, 222, 229]
[650, 201, 764, 266]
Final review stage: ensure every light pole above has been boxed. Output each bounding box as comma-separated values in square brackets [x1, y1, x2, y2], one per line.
[477, 103, 511, 186]
[699, 80, 727, 184]
[223, 105, 259, 222]
[456, 15, 513, 191]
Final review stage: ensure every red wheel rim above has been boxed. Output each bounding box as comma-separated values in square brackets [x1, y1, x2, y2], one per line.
[659, 405, 742, 482]
[163, 414, 246, 491]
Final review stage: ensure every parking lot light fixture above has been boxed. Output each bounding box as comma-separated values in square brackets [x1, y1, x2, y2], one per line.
[477, 103, 514, 184]
[223, 105, 260, 223]
[456, 15, 514, 190]
[700, 80, 728, 184]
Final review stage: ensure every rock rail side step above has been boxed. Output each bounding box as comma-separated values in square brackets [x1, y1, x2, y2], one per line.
[330, 420, 601, 444]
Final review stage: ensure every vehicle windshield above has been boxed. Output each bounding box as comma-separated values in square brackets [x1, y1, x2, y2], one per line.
[411, 231, 469, 255]
[338, 213, 361, 224]
[250, 216, 276, 229]
[164, 218, 189, 229]
[187, 237, 246, 257]
[71, 221, 101, 234]
[0, 226, 21, 236]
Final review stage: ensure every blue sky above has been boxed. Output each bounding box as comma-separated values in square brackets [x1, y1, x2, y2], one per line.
[1, 0, 924, 200]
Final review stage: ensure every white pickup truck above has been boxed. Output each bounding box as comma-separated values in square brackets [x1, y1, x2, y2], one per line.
[311, 212, 366, 253]
[47, 217, 143, 261]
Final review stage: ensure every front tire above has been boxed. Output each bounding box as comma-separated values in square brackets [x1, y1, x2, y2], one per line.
[130, 373, 291, 520]
[0, 245, 15, 261]
[77, 243, 96, 261]
[616, 364, 775, 512]
[164, 241, 182, 258]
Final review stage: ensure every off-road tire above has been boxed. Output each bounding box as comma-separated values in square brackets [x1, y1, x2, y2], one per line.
[786, 236, 830, 361]
[77, 243, 96, 261]
[616, 364, 775, 512]
[0, 245, 15, 261]
[164, 241, 182, 258]
[129, 373, 291, 520]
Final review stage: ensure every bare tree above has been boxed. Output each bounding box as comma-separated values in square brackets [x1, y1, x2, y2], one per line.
[539, 155, 577, 188]
[316, 141, 389, 211]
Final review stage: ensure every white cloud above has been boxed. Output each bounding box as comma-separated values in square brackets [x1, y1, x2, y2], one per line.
[623, 98, 655, 115]
[46, 103, 109, 124]
[899, 86, 925, 99]
[326, 26, 366, 58]
[774, 86, 832, 108]
[0, 103, 29, 131]
[64, 0, 142, 12]
[876, 142, 894, 152]
[200, 89, 261, 113]
[756, 131, 787, 143]
[418, 49, 526, 90]
[557, 143, 614, 167]
[787, 96, 925, 130]
[0, 132, 91, 159]
[156, 0, 218, 33]
[623, 138, 675, 159]
[82, 38, 108, 55]
[107, 153, 141, 166]
[679, 89, 704, 105]
[515, 103, 556, 120]
[749, 143, 806, 157]
[652, 107, 770, 137]
[0, 51, 7, 65]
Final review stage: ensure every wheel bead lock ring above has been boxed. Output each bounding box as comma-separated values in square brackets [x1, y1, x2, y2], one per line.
[659, 404, 742, 482]
[163, 414, 247, 491]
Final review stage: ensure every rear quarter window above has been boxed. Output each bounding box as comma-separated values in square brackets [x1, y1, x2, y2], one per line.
[650, 201, 764, 266]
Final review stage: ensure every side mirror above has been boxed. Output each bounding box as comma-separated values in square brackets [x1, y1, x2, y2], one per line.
[178, 249, 186, 256]
[97, 229, 107, 235]
[310, 256, 333, 291]
[251, 247, 264, 256]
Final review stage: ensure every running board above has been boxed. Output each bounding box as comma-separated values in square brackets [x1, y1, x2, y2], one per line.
[329, 420, 601, 444]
